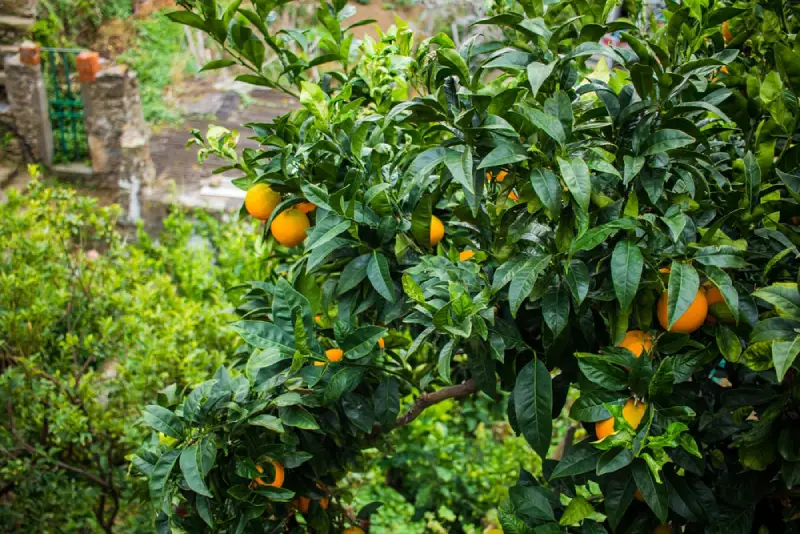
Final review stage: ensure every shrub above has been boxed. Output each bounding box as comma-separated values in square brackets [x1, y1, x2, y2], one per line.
[138, 1, 800, 533]
[0, 181, 266, 532]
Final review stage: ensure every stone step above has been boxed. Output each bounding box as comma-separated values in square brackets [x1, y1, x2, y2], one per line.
[0, 44, 17, 56]
[0, 15, 34, 31]
[0, 72, 6, 85]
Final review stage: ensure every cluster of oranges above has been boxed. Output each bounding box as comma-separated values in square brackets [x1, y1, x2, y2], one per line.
[246, 183, 447, 249]
[244, 184, 316, 247]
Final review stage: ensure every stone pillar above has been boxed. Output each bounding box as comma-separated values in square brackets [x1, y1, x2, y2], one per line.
[4, 52, 53, 164]
[81, 64, 155, 221]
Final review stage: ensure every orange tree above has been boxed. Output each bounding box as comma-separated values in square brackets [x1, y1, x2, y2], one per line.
[134, 0, 800, 532]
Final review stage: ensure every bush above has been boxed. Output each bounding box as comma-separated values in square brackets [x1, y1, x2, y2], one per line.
[139, 1, 800, 533]
[0, 181, 266, 532]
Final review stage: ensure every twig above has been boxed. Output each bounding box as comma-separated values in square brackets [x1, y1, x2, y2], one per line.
[393, 378, 478, 428]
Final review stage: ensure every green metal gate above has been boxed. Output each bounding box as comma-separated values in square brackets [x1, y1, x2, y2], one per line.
[41, 48, 89, 163]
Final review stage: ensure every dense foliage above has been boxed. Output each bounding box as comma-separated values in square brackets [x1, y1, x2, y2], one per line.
[0, 180, 265, 532]
[133, 0, 800, 532]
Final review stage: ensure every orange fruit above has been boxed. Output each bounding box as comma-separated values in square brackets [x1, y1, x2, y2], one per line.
[653, 525, 671, 534]
[705, 286, 724, 306]
[271, 208, 310, 248]
[486, 170, 508, 182]
[635, 489, 644, 501]
[297, 201, 316, 213]
[722, 21, 733, 41]
[720, 65, 729, 75]
[623, 398, 646, 429]
[659, 266, 671, 274]
[315, 348, 344, 366]
[245, 184, 281, 220]
[343, 528, 365, 534]
[657, 289, 708, 333]
[619, 330, 654, 358]
[508, 191, 519, 201]
[378, 337, 385, 349]
[430, 215, 445, 247]
[459, 250, 475, 261]
[294, 496, 311, 513]
[596, 417, 615, 439]
[255, 460, 285, 488]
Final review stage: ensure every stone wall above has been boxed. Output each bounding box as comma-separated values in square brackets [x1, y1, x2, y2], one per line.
[82, 64, 155, 194]
[0, 0, 38, 18]
[3, 53, 52, 163]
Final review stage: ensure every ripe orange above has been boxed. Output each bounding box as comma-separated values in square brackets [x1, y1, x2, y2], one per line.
[430, 215, 445, 247]
[596, 417, 615, 439]
[245, 184, 281, 220]
[653, 525, 671, 534]
[271, 208, 310, 248]
[705, 285, 724, 306]
[459, 250, 475, 261]
[657, 289, 708, 333]
[297, 201, 316, 213]
[486, 170, 508, 182]
[659, 266, 671, 274]
[508, 191, 519, 201]
[623, 398, 646, 429]
[255, 460, 285, 488]
[722, 21, 733, 41]
[315, 348, 344, 366]
[619, 330, 654, 358]
[720, 65, 729, 75]
[378, 337, 385, 349]
[635, 489, 644, 501]
[343, 528, 365, 534]
[294, 496, 311, 513]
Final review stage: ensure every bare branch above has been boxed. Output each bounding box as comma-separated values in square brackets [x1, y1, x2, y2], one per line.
[394, 378, 479, 428]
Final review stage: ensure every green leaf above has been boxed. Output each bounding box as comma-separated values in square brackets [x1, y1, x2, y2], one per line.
[437, 338, 456, 384]
[200, 59, 236, 72]
[342, 326, 386, 360]
[611, 240, 644, 312]
[248, 414, 284, 433]
[233, 321, 295, 355]
[631, 460, 668, 522]
[530, 168, 561, 217]
[374, 377, 400, 427]
[528, 109, 566, 145]
[527, 61, 556, 97]
[667, 262, 700, 330]
[437, 48, 472, 89]
[196, 494, 215, 528]
[342, 393, 374, 433]
[300, 81, 329, 121]
[752, 283, 800, 319]
[543, 282, 570, 337]
[560, 496, 595, 525]
[773, 338, 800, 381]
[278, 406, 319, 430]
[576, 355, 628, 390]
[565, 260, 589, 305]
[509, 255, 550, 317]
[468, 340, 497, 396]
[149, 450, 180, 504]
[337, 254, 371, 295]
[165, 10, 207, 30]
[597, 448, 634, 475]
[569, 218, 637, 254]
[273, 278, 314, 337]
[648, 358, 675, 399]
[623, 155, 645, 185]
[716, 325, 742, 363]
[367, 252, 395, 303]
[557, 156, 592, 213]
[551, 441, 603, 479]
[743, 151, 761, 211]
[509, 485, 555, 522]
[242, 38, 265, 69]
[513, 360, 552, 460]
[703, 265, 739, 323]
[603, 469, 637, 531]
[411, 195, 433, 249]
[641, 129, 695, 156]
[570, 391, 624, 422]
[143, 405, 184, 439]
[180, 444, 213, 497]
[478, 143, 529, 169]
[445, 146, 478, 215]
[693, 245, 745, 268]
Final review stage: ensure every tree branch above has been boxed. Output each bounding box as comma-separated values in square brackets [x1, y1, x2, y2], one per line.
[393, 378, 479, 428]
